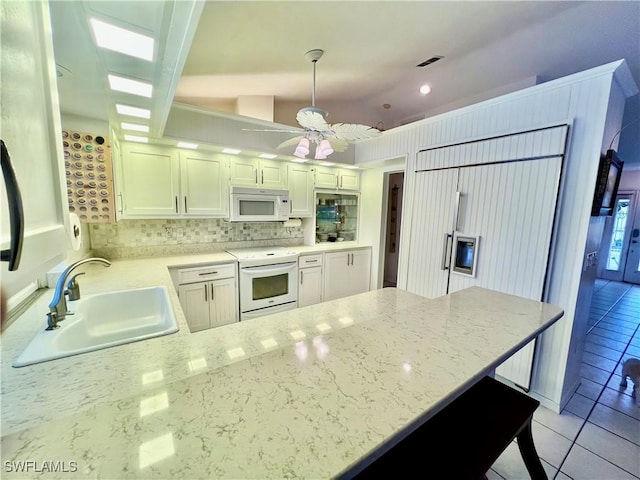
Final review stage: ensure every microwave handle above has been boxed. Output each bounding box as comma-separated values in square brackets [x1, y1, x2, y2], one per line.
[0, 140, 24, 271]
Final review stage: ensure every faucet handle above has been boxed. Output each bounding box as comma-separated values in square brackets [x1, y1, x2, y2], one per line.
[66, 272, 85, 302]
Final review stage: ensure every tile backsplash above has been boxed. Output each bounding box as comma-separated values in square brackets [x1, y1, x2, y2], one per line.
[90, 219, 303, 259]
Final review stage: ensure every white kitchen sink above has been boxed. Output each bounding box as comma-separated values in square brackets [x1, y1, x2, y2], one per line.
[14, 286, 178, 367]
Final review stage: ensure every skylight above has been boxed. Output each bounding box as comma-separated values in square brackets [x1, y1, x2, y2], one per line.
[222, 148, 241, 154]
[121, 122, 149, 133]
[90, 18, 154, 61]
[124, 134, 148, 143]
[116, 104, 151, 119]
[108, 75, 153, 98]
[177, 142, 198, 149]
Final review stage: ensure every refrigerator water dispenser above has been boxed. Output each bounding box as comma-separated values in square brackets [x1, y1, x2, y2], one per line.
[453, 235, 480, 277]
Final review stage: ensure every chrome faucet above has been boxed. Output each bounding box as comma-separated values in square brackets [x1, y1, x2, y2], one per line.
[46, 257, 111, 330]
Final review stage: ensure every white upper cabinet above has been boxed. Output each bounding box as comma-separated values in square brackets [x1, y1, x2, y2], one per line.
[314, 166, 360, 191]
[337, 169, 360, 191]
[287, 163, 314, 217]
[0, 0, 69, 300]
[180, 151, 228, 217]
[117, 143, 228, 218]
[229, 158, 287, 189]
[119, 143, 180, 217]
[259, 159, 287, 189]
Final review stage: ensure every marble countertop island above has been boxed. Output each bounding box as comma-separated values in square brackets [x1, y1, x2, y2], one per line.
[1, 252, 563, 479]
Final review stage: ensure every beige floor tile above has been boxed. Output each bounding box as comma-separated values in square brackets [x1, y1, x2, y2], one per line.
[562, 444, 637, 480]
[564, 393, 596, 419]
[588, 403, 640, 445]
[575, 422, 640, 476]
[528, 421, 573, 468]
[598, 387, 640, 421]
[584, 340, 624, 361]
[582, 351, 619, 373]
[555, 472, 573, 480]
[533, 407, 584, 441]
[581, 363, 613, 385]
[490, 441, 556, 479]
[577, 378, 604, 400]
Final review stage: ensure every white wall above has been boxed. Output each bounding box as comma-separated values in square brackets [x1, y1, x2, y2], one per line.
[358, 157, 406, 290]
[355, 60, 638, 411]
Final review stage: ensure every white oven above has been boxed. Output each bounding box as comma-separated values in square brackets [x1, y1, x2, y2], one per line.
[228, 248, 299, 320]
[229, 187, 290, 222]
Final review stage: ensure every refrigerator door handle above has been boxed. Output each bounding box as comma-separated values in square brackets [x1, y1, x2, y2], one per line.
[453, 191, 462, 232]
[0, 140, 24, 271]
[441, 233, 453, 270]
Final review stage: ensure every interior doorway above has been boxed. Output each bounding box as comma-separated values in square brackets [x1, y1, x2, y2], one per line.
[383, 172, 404, 287]
[598, 190, 640, 284]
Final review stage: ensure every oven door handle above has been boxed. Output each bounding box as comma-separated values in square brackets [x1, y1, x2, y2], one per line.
[241, 262, 297, 275]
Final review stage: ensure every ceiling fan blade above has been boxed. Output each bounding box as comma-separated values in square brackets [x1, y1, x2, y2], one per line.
[296, 110, 330, 132]
[242, 128, 303, 134]
[276, 136, 304, 149]
[329, 123, 382, 142]
[328, 137, 349, 153]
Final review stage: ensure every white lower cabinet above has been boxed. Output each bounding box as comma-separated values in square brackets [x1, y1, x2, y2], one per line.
[323, 248, 371, 301]
[176, 263, 238, 332]
[298, 254, 323, 307]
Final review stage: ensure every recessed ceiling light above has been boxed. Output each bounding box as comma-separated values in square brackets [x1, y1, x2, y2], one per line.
[259, 153, 277, 159]
[343, 165, 359, 170]
[89, 18, 154, 61]
[222, 148, 241, 154]
[319, 161, 335, 167]
[177, 142, 198, 149]
[420, 84, 432, 95]
[290, 158, 308, 164]
[124, 134, 148, 143]
[108, 74, 152, 98]
[116, 104, 151, 119]
[121, 122, 149, 133]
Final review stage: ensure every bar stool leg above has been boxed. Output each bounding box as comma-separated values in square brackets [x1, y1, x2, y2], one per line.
[516, 418, 548, 480]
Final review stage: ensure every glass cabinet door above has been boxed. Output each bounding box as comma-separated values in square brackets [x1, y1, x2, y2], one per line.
[316, 192, 358, 243]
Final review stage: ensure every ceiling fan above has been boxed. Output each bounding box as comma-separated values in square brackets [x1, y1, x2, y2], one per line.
[249, 49, 382, 160]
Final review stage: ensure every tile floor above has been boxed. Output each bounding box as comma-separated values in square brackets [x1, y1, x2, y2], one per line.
[489, 279, 640, 479]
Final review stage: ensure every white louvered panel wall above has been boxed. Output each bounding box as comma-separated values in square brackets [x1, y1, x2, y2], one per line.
[405, 169, 458, 299]
[356, 62, 629, 409]
[448, 158, 563, 389]
[416, 126, 568, 171]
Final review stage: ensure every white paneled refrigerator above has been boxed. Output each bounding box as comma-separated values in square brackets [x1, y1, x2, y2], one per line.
[405, 125, 568, 389]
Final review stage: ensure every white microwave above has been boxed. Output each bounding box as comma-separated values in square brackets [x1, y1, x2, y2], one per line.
[229, 186, 290, 222]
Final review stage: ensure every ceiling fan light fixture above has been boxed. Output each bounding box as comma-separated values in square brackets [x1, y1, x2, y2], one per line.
[294, 138, 310, 158]
[314, 139, 333, 159]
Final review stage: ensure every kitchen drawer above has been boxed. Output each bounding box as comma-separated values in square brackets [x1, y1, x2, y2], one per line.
[177, 263, 236, 285]
[299, 254, 323, 268]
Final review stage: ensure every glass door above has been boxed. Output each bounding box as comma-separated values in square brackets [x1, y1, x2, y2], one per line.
[598, 192, 636, 282]
[623, 193, 640, 284]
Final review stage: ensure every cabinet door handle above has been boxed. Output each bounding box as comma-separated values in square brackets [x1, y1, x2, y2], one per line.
[211, 283, 214, 301]
[175, 196, 178, 213]
[117, 193, 124, 214]
[184, 196, 188, 213]
[305, 259, 318, 263]
[336, 176, 339, 188]
[301, 270, 304, 285]
[204, 283, 208, 302]
[255, 170, 258, 184]
[346, 254, 350, 266]
[261, 170, 264, 185]
[0, 140, 24, 271]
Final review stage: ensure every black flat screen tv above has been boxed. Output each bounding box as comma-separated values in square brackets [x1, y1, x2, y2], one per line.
[591, 149, 623, 216]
